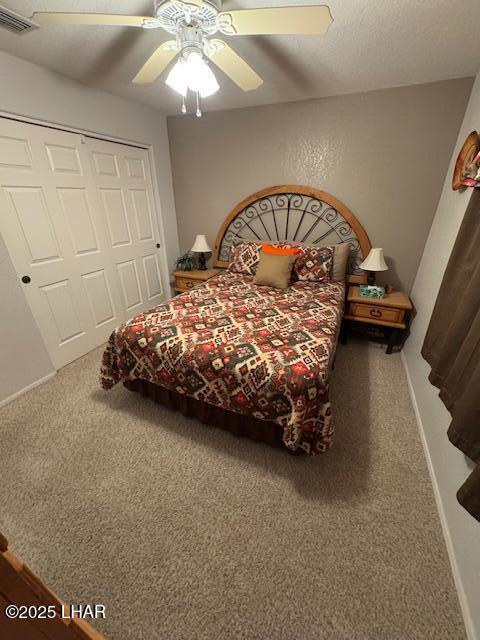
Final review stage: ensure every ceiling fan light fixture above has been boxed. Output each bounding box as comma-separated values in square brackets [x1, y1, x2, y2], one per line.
[33, 2, 335, 114]
[165, 58, 188, 96]
[185, 51, 219, 98]
[165, 50, 219, 99]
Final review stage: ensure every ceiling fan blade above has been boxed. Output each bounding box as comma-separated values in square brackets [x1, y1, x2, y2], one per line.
[217, 5, 333, 36]
[133, 42, 178, 84]
[32, 12, 152, 27]
[205, 40, 263, 92]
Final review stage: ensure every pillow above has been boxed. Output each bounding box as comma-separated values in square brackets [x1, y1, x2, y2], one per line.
[262, 244, 300, 256]
[331, 243, 350, 281]
[293, 245, 334, 282]
[272, 241, 349, 281]
[228, 240, 260, 275]
[253, 251, 297, 289]
[228, 239, 346, 281]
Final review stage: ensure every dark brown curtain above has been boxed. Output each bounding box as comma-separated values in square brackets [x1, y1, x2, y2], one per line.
[422, 188, 480, 522]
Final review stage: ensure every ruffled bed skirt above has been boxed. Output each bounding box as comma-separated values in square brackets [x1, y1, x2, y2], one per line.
[123, 379, 302, 454]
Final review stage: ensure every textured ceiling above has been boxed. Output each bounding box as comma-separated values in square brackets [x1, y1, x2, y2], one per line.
[0, 0, 479, 115]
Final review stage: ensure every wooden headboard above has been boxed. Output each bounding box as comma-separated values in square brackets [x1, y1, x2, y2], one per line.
[213, 185, 371, 284]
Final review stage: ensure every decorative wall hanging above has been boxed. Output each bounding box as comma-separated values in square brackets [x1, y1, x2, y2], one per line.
[452, 130, 480, 190]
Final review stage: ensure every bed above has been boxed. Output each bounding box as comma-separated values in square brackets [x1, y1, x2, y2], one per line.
[100, 185, 371, 454]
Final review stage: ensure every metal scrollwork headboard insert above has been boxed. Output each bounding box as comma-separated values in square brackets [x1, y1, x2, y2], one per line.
[213, 185, 371, 280]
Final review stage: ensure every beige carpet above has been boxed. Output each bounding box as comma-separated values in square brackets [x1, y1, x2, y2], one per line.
[0, 341, 465, 640]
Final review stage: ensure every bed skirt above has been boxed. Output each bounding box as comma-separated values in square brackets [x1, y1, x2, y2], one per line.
[123, 379, 301, 454]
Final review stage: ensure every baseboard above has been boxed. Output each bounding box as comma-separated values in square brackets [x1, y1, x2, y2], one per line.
[401, 352, 476, 640]
[0, 371, 56, 409]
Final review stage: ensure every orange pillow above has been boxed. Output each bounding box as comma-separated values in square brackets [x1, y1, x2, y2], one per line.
[262, 244, 300, 256]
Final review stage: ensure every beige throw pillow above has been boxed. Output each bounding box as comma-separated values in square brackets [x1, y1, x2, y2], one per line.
[253, 251, 297, 289]
[332, 243, 350, 281]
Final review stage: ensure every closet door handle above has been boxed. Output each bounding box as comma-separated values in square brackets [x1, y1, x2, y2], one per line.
[156, 243, 161, 249]
[21, 275, 31, 284]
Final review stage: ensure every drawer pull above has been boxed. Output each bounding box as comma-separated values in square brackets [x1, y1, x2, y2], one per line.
[185, 281, 195, 288]
[369, 309, 382, 318]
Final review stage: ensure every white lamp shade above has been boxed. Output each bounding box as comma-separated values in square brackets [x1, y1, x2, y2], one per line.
[185, 52, 219, 98]
[165, 59, 188, 97]
[359, 248, 388, 272]
[191, 234, 211, 253]
[165, 52, 219, 99]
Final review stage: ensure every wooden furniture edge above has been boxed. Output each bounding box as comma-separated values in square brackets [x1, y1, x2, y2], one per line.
[347, 274, 367, 285]
[0, 533, 106, 640]
[343, 314, 406, 329]
[171, 268, 220, 280]
[347, 286, 413, 309]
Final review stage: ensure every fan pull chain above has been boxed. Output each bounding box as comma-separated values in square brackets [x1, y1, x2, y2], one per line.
[181, 95, 186, 114]
[196, 91, 202, 118]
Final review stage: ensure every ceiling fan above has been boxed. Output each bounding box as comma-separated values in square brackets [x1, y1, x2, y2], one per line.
[32, 0, 333, 116]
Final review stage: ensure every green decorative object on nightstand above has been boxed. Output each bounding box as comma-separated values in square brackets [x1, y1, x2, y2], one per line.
[359, 285, 385, 299]
[175, 252, 195, 271]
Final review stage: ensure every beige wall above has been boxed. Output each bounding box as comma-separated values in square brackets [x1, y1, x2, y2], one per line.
[403, 73, 480, 640]
[168, 78, 472, 291]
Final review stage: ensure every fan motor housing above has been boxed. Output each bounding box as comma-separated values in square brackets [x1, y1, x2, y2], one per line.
[178, 25, 204, 56]
[154, 0, 220, 35]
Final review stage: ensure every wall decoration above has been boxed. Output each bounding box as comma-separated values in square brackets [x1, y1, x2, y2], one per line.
[452, 130, 480, 190]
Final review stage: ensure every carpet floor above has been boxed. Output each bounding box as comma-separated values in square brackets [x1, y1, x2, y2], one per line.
[0, 341, 465, 640]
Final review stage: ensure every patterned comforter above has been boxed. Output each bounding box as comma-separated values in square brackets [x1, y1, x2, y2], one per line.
[100, 271, 345, 454]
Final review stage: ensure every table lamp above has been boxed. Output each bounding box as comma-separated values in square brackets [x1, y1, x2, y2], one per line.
[191, 234, 211, 270]
[359, 248, 388, 285]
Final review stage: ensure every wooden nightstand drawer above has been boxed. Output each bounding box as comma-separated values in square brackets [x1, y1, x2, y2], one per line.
[349, 302, 403, 324]
[171, 269, 222, 295]
[176, 277, 197, 291]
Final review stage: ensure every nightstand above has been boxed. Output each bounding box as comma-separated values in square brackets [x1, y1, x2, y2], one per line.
[341, 285, 413, 354]
[171, 269, 221, 294]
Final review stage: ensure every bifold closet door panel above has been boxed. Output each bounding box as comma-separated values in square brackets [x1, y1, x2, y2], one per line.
[0, 119, 121, 369]
[86, 138, 165, 318]
[0, 118, 166, 369]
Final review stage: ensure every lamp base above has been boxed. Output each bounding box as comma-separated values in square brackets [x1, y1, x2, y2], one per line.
[198, 253, 207, 270]
[366, 271, 376, 285]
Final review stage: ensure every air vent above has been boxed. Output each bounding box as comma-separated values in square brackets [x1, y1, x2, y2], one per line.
[0, 4, 38, 34]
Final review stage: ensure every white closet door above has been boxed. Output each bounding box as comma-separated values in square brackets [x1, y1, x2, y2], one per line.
[0, 118, 166, 370]
[86, 138, 165, 317]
